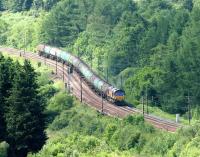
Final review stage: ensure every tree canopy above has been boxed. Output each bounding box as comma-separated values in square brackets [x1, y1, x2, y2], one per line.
[0, 55, 46, 157]
[1, 0, 200, 114]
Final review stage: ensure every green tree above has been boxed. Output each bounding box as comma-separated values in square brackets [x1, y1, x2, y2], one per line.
[2, 0, 33, 11]
[0, 142, 9, 157]
[183, 0, 193, 11]
[0, 19, 8, 45]
[0, 55, 15, 141]
[43, 0, 61, 10]
[107, 11, 145, 75]
[5, 60, 46, 157]
[41, 0, 86, 47]
[0, 55, 6, 141]
[124, 67, 163, 105]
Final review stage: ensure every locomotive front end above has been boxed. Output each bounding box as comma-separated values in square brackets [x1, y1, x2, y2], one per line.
[114, 89, 125, 101]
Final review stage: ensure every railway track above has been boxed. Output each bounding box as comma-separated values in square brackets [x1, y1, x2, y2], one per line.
[0, 47, 181, 132]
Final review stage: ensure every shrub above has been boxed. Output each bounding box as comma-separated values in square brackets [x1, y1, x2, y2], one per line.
[78, 136, 101, 152]
[49, 110, 75, 131]
[124, 115, 144, 125]
[39, 84, 57, 100]
[167, 137, 189, 157]
[180, 136, 200, 157]
[104, 124, 118, 141]
[142, 133, 176, 156]
[0, 142, 9, 157]
[48, 92, 74, 112]
[112, 125, 141, 150]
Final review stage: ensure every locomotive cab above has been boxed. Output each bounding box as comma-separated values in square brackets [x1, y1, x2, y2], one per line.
[114, 89, 125, 102]
[107, 87, 125, 102]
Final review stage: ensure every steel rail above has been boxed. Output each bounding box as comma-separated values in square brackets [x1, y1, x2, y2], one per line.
[0, 47, 181, 132]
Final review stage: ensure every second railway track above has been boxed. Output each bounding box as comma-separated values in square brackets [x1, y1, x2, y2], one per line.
[0, 47, 181, 132]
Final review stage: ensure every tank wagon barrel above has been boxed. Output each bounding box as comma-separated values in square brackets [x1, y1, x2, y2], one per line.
[37, 44, 125, 102]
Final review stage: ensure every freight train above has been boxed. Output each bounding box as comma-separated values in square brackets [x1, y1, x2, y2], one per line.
[37, 44, 125, 103]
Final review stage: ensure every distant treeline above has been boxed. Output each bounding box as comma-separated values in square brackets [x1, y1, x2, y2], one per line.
[0, 0, 60, 11]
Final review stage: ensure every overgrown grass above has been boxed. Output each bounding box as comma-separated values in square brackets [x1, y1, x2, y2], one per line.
[136, 104, 190, 125]
[1, 51, 53, 73]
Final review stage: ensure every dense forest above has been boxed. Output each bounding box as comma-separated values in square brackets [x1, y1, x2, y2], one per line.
[1, 0, 200, 156]
[0, 0, 199, 117]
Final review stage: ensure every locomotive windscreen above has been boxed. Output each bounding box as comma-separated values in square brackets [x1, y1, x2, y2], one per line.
[115, 90, 125, 96]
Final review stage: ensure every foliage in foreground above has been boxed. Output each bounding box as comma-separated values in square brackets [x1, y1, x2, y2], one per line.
[0, 54, 46, 157]
[1, 53, 200, 157]
[0, 142, 9, 157]
[27, 85, 200, 157]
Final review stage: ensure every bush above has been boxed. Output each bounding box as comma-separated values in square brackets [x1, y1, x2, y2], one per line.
[0, 142, 9, 157]
[78, 136, 101, 153]
[168, 123, 200, 157]
[124, 115, 144, 125]
[48, 92, 74, 112]
[37, 72, 54, 86]
[111, 125, 141, 150]
[178, 123, 200, 139]
[49, 110, 75, 131]
[142, 133, 176, 156]
[39, 84, 57, 100]
[179, 136, 200, 157]
[167, 137, 189, 157]
[104, 124, 118, 141]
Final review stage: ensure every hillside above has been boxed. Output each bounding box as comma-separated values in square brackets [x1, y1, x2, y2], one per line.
[1, 0, 200, 116]
[0, 54, 196, 156]
[1, 0, 200, 156]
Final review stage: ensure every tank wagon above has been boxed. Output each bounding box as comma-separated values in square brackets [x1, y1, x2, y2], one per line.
[37, 44, 125, 103]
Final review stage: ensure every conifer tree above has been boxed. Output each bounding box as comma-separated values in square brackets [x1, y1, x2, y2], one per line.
[0, 55, 14, 141]
[0, 54, 6, 141]
[5, 60, 46, 157]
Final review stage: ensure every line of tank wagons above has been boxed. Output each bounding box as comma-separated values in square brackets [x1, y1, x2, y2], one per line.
[37, 44, 125, 103]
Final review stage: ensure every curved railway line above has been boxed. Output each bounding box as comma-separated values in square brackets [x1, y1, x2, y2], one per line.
[0, 47, 181, 132]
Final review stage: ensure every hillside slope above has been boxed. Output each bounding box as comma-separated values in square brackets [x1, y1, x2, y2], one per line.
[1, 0, 200, 118]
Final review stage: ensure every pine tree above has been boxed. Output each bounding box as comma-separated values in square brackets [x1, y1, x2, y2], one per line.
[0, 55, 15, 141]
[5, 60, 46, 157]
[0, 54, 6, 141]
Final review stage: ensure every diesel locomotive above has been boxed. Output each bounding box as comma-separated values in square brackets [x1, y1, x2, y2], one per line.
[37, 44, 125, 103]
